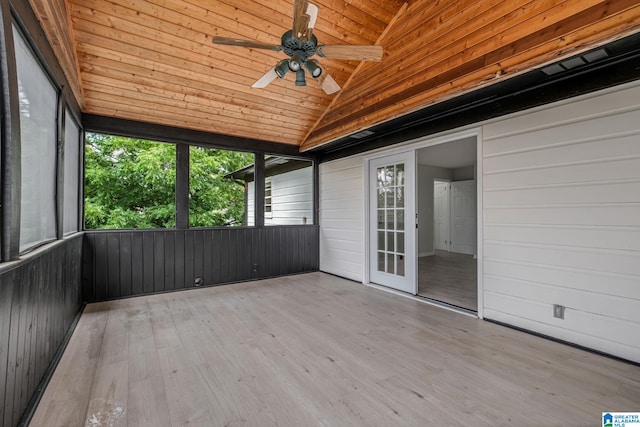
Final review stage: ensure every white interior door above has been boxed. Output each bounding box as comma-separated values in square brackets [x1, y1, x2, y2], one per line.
[433, 181, 450, 251]
[369, 152, 416, 294]
[450, 180, 476, 255]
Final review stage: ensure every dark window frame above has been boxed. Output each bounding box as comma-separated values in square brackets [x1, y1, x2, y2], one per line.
[62, 107, 82, 236]
[0, 2, 84, 260]
[82, 130, 316, 230]
[12, 18, 61, 254]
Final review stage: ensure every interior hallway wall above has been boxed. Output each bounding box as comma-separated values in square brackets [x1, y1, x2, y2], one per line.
[417, 165, 453, 256]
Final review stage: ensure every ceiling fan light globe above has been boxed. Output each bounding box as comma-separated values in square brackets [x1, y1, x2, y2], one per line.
[289, 61, 301, 71]
[305, 59, 322, 78]
[289, 54, 303, 72]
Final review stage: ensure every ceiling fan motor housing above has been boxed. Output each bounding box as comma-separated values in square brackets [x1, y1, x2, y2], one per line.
[281, 30, 318, 60]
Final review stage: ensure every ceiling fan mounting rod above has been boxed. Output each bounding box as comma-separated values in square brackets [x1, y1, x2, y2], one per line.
[281, 30, 317, 59]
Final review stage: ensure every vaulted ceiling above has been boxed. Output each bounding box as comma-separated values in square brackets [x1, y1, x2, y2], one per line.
[30, 0, 640, 152]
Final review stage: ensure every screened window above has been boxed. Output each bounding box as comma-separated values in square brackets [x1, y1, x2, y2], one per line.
[189, 146, 253, 227]
[84, 133, 176, 229]
[63, 110, 80, 234]
[83, 134, 310, 229]
[14, 24, 58, 252]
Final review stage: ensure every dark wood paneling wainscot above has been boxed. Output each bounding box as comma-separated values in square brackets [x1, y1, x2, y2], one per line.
[82, 226, 319, 302]
[0, 235, 83, 427]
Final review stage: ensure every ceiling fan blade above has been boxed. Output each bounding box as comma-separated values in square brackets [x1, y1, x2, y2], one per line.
[292, 0, 309, 39]
[320, 72, 341, 95]
[317, 45, 383, 61]
[213, 36, 282, 51]
[252, 68, 279, 88]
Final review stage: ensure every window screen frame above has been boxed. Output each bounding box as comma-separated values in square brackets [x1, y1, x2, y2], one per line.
[12, 21, 61, 254]
[62, 107, 82, 236]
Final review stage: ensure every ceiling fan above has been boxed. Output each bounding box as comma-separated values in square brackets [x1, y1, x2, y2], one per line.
[212, 0, 383, 94]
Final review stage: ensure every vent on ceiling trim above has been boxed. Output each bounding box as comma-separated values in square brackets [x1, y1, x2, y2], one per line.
[542, 47, 609, 76]
[350, 130, 375, 139]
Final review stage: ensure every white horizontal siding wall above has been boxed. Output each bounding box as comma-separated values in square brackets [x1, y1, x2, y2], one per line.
[269, 167, 313, 225]
[247, 181, 255, 226]
[246, 167, 313, 226]
[319, 156, 364, 282]
[482, 82, 640, 362]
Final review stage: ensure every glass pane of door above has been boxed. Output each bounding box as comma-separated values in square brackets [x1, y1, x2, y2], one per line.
[369, 151, 415, 294]
[375, 163, 406, 277]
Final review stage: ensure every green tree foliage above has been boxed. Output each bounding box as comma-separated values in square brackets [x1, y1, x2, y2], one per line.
[84, 133, 252, 229]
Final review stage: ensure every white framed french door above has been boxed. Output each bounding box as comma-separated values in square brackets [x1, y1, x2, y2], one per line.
[368, 151, 416, 294]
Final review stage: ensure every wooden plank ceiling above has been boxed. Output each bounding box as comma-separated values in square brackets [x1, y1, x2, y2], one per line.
[31, 0, 640, 151]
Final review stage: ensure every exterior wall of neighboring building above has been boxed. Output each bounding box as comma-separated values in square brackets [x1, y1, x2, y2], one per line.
[246, 166, 313, 226]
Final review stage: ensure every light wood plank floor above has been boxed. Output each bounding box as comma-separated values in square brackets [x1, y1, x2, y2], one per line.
[418, 250, 477, 311]
[31, 272, 639, 427]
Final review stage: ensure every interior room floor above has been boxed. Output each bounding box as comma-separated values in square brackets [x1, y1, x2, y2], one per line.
[418, 250, 477, 311]
[31, 272, 638, 427]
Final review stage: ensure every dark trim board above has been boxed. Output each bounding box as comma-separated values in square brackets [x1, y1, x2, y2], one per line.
[312, 159, 319, 225]
[0, 235, 83, 427]
[175, 143, 189, 230]
[82, 114, 306, 157]
[82, 226, 320, 302]
[313, 31, 640, 162]
[228, 158, 313, 182]
[253, 154, 266, 227]
[0, 0, 21, 262]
